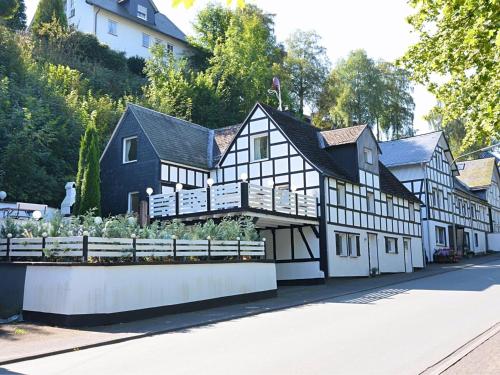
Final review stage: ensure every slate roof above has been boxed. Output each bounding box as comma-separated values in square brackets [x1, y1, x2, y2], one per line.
[259, 104, 419, 203]
[321, 125, 367, 147]
[379, 132, 443, 167]
[213, 124, 242, 164]
[128, 104, 210, 169]
[86, 0, 187, 42]
[456, 158, 496, 190]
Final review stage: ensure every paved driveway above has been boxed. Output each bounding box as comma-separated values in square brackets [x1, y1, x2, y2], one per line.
[3, 258, 499, 375]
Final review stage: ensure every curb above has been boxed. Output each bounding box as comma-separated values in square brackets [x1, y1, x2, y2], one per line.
[420, 322, 500, 375]
[1, 255, 499, 366]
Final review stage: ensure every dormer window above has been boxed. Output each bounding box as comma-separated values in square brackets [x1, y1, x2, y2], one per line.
[364, 147, 373, 164]
[123, 136, 137, 163]
[251, 134, 268, 161]
[137, 4, 147, 20]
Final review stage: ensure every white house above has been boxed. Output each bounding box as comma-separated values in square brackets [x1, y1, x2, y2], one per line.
[100, 103, 424, 284]
[65, 0, 191, 59]
[456, 157, 500, 233]
[380, 132, 491, 260]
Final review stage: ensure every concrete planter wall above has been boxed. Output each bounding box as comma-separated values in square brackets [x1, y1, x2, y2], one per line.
[1, 261, 277, 326]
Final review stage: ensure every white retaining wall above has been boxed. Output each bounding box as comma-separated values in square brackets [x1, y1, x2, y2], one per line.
[22, 262, 276, 315]
[488, 233, 500, 252]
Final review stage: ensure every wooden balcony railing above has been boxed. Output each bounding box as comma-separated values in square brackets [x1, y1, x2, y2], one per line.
[149, 182, 318, 220]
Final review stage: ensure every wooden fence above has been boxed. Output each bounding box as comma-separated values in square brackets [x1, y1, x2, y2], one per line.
[0, 236, 265, 262]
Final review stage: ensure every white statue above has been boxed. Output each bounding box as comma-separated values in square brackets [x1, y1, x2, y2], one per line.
[61, 182, 76, 216]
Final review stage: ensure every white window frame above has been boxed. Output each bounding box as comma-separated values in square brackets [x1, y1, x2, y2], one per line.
[387, 196, 394, 217]
[108, 19, 117, 36]
[337, 183, 346, 207]
[364, 147, 373, 165]
[250, 134, 269, 162]
[127, 192, 139, 214]
[367, 191, 375, 213]
[435, 226, 447, 246]
[335, 232, 360, 257]
[385, 237, 398, 254]
[137, 4, 148, 20]
[142, 33, 150, 48]
[167, 43, 174, 54]
[123, 136, 138, 164]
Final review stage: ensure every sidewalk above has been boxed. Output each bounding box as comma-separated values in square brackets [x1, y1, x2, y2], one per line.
[1, 253, 499, 365]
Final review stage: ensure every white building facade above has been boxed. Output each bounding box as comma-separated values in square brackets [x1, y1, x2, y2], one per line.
[380, 132, 491, 261]
[65, 0, 190, 59]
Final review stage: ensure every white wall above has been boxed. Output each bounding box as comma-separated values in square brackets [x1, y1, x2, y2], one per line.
[276, 261, 324, 281]
[488, 233, 500, 252]
[23, 263, 276, 315]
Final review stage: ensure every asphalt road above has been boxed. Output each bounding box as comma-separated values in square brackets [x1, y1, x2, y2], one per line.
[3, 259, 500, 375]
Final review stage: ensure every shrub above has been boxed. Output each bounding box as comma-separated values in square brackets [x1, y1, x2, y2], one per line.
[127, 56, 146, 76]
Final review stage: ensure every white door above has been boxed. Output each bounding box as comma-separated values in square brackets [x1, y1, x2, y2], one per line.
[403, 237, 413, 273]
[368, 233, 379, 275]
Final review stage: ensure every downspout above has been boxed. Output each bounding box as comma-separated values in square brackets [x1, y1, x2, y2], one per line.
[94, 7, 101, 35]
[319, 174, 329, 278]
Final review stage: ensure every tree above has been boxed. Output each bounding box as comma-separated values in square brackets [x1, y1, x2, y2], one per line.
[0, 0, 19, 19]
[314, 50, 415, 140]
[143, 44, 193, 121]
[75, 114, 101, 215]
[283, 30, 330, 115]
[4, 0, 26, 30]
[31, 0, 67, 34]
[400, 0, 499, 151]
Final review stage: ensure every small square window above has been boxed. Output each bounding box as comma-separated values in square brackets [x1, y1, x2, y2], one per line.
[142, 33, 150, 48]
[123, 137, 137, 163]
[137, 4, 147, 20]
[108, 19, 117, 36]
[364, 147, 373, 164]
[251, 135, 268, 161]
[128, 192, 139, 213]
[335, 233, 359, 257]
[167, 43, 174, 54]
[435, 226, 447, 246]
[385, 237, 398, 254]
[155, 38, 162, 46]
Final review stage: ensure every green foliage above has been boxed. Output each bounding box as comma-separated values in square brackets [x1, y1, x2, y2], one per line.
[31, 0, 67, 34]
[0, 0, 19, 19]
[76, 114, 101, 215]
[0, 214, 259, 241]
[283, 30, 330, 115]
[400, 0, 499, 152]
[314, 49, 415, 140]
[127, 56, 146, 76]
[4, 0, 26, 30]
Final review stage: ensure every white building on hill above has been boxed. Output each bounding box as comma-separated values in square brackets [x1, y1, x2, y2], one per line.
[65, 0, 191, 59]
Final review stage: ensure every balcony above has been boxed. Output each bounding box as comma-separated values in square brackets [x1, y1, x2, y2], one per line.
[149, 182, 318, 226]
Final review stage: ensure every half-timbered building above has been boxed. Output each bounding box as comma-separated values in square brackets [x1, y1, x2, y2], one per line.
[380, 132, 491, 260]
[101, 103, 423, 283]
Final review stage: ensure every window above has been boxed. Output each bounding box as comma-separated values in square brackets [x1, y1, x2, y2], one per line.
[385, 237, 398, 254]
[128, 192, 139, 213]
[167, 43, 174, 54]
[387, 196, 394, 217]
[123, 137, 137, 163]
[337, 183, 346, 207]
[142, 33, 150, 48]
[108, 19, 117, 35]
[69, 0, 75, 17]
[335, 232, 360, 257]
[409, 204, 415, 221]
[474, 233, 479, 247]
[137, 4, 148, 20]
[435, 226, 447, 246]
[367, 191, 375, 213]
[364, 147, 373, 164]
[471, 205, 475, 219]
[155, 38, 162, 46]
[251, 135, 268, 161]
[403, 238, 411, 254]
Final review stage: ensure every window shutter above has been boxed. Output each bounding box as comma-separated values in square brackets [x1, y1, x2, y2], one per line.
[356, 236, 360, 256]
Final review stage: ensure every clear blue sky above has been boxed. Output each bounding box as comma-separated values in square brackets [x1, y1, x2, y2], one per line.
[25, 0, 435, 133]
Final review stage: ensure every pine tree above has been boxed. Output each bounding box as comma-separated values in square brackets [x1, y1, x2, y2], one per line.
[31, 0, 67, 34]
[75, 112, 101, 215]
[79, 128, 101, 216]
[5, 0, 26, 30]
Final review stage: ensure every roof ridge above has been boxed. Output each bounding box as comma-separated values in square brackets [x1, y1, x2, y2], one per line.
[380, 130, 443, 143]
[127, 103, 210, 133]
